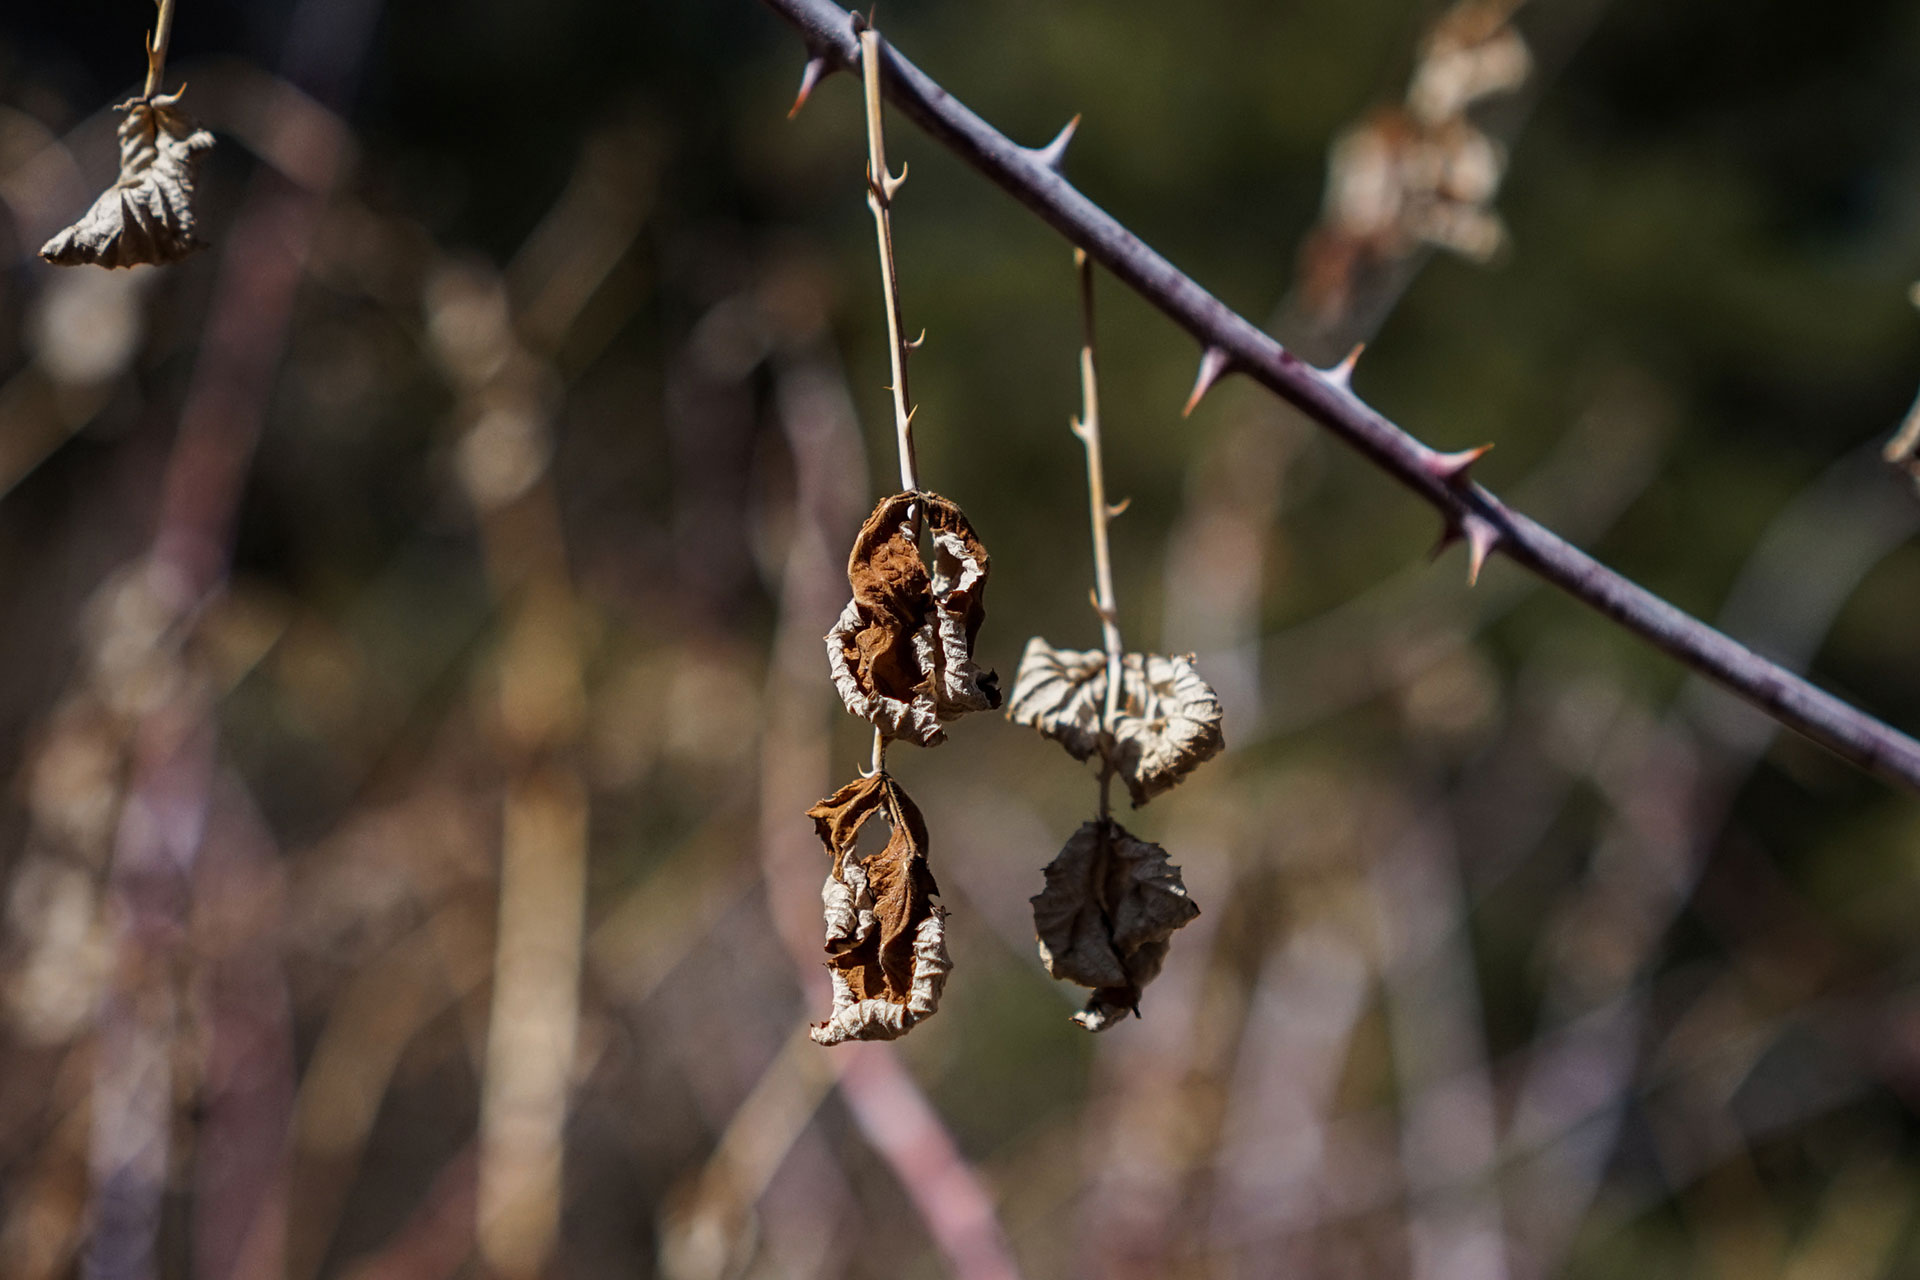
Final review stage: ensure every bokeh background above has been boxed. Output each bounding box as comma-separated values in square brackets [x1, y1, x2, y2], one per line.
[2, 0, 1920, 1276]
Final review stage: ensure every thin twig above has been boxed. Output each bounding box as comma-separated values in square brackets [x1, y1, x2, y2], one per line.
[758, 0, 1920, 795]
[1069, 249, 1124, 817]
[143, 0, 179, 99]
[859, 28, 918, 495]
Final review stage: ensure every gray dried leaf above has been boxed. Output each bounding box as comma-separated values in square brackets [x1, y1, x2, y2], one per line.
[805, 774, 951, 1045]
[1005, 639, 1106, 762]
[1110, 652, 1226, 806]
[825, 492, 1000, 747]
[1006, 640, 1225, 806]
[41, 92, 215, 269]
[1031, 819, 1199, 1031]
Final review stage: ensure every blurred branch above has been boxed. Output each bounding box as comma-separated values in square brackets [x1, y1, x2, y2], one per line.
[754, 0, 1920, 794]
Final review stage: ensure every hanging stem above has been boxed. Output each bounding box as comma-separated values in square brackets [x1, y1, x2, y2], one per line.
[144, 0, 180, 99]
[860, 28, 919, 495]
[1070, 249, 1125, 817]
[860, 26, 918, 781]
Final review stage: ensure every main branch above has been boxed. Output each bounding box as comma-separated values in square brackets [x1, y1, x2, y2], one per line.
[757, 0, 1920, 796]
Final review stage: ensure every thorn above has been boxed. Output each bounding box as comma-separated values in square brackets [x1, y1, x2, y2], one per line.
[903, 404, 919, 426]
[1323, 343, 1365, 389]
[1069, 415, 1089, 441]
[1183, 346, 1233, 417]
[1088, 589, 1117, 622]
[882, 162, 909, 200]
[1425, 443, 1494, 485]
[788, 55, 829, 118]
[1033, 114, 1081, 170]
[1453, 513, 1500, 586]
[905, 328, 926, 350]
[1107, 497, 1131, 518]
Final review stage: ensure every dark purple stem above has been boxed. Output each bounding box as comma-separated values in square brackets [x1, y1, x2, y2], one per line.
[755, 0, 1920, 794]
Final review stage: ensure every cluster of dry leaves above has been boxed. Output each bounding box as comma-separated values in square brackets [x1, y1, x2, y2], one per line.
[1005, 641, 1222, 1029]
[806, 491, 997, 1045]
[807, 483, 1227, 1040]
[41, 90, 214, 269]
[1300, 0, 1530, 321]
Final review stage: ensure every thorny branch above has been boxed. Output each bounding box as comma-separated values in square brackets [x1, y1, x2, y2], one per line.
[759, 0, 1920, 795]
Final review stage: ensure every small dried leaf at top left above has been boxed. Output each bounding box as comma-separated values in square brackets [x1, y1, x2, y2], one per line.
[826, 491, 1000, 747]
[1031, 818, 1199, 1032]
[41, 92, 215, 269]
[805, 774, 951, 1045]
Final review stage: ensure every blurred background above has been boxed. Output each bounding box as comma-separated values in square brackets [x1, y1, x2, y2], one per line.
[1, 0, 1919, 1276]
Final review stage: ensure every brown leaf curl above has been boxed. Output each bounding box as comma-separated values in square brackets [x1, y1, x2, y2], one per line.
[805, 773, 950, 1045]
[41, 92, 215, 269]
[826, 491, 1000, 747]
[1031, 819, 1199, 1031]
[1006, 639, 1225, 806]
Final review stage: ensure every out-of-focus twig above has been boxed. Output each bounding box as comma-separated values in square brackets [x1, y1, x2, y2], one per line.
[82, 1, 382, 1272]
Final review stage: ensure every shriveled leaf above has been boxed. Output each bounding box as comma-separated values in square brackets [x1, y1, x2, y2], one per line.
[1031, 819, 1199, 1031]
[1110, 652, 1226, 806]
[41, 92, 215, 269]
[1005, 639, 1106, 762]
[1006, 641, 1225, 806]
[805, 774, 950, 1045]
[825, 491, 1000, 747]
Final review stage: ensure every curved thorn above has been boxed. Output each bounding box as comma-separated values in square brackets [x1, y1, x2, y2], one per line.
[788, 54, 830, 118]
[1034, 113, 1081, 170]
[905, 328, 926, 350]
[1069, 415, 1089, 441]
[1183, 345, 1232, 417]
[1107, 496, 1131, 518]
[882, 162, 909, 200]
[1426, 443, 1494, 484]
[1323, 343, 1365, 389]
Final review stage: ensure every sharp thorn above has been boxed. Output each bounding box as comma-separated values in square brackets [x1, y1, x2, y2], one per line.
[882, 162, 909, 200]
[903, 404, 919, 425]
[1034, 113, 1082, 170]
[1462, 513, 1500, 587]
[788, 55, 830, 119]
[905, 328, 926, 350]
[1183, 346, 1233, 417]
[1323, 343, 1365, 389]
[1069, 416, 1089, 441]
[1107, 497, 1131, 518]
[1425, 443, 1494, 484]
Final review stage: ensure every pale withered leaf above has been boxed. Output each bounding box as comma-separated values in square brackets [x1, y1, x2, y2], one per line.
[41, 92, 215, 269]
[1005, 639, 1105, 762]
[1031, 819, 1199, 1031]
[805, 774, 951, 1045]
[825, 491, 1000, 747]
[1006, 641, 1225, 806]
[1110, 652, 1226, 806]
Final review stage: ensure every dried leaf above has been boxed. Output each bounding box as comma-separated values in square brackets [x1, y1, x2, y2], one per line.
[805, 774, 951, 1045]
[1005, 639, 1105, 763]
[1031, 819, 1199, 1031]
[41, 92, 215, 269]
[825, 491, 1000, 747]
[1006, 640, 1225, 806]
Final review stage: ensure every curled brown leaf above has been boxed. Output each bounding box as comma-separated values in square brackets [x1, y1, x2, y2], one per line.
[41, 92, 215, 269]
[825, 491, 1000, 747]
[1006, 639, 1225, 806]
[1031, 819, 1199, 1031]
[805, 774, 951, 1044]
